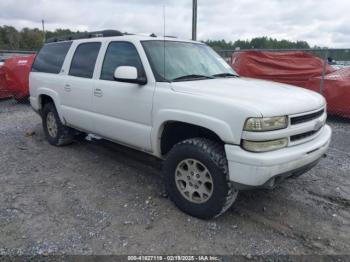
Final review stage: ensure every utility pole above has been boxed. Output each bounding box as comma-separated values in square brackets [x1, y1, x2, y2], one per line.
[192, 0, 197, 40]
[42, 19, 46, 43]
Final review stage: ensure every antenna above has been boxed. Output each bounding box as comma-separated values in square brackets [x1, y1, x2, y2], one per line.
[163, 2, 166, 81]
[42, 19, 46, 43]
[192, 0, 197, 41]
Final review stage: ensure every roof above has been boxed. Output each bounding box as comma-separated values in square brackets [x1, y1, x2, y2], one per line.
[45, 30, 199, 45]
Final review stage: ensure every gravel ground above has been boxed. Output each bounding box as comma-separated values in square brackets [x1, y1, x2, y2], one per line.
[0, 100, 349, 256]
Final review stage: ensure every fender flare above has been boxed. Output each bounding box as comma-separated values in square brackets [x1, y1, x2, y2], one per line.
[151, 109, 235, 157]
[37, 88, 65, 123]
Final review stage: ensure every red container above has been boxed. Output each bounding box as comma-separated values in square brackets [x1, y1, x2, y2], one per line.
[0, 54, 36, 100]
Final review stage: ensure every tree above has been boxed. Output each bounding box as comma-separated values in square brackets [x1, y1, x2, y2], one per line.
[19, 28, 43, 50]
[0, 26, 20, 49]
[205, 37, 311, 50]
[0, 26, 83, 51]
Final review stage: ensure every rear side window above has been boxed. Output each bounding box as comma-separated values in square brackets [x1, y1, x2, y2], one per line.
[32, 41, 72, 74]
[100, 42, 145, 81]
[69, 42, 101, 78]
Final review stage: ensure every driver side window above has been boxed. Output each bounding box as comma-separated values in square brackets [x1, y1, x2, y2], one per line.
[100, 41, 145, 81]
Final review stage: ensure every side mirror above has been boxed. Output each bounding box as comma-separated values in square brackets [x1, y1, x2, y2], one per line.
[114, 66, 147, 85]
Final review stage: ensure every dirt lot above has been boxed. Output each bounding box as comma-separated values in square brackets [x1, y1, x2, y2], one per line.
[0, 100, 349, 256]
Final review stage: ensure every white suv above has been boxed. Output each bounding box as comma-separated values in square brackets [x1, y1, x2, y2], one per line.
[29, 30, 332, 219]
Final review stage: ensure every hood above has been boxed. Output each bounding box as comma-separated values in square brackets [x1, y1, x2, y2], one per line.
[170, 77, 325, 117]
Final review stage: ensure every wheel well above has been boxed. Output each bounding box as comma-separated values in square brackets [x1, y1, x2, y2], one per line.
[160, 121, 224, 155]
[39, 95, 54, 111]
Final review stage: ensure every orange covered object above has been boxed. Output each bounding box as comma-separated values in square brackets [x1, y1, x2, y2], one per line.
[231, 51, 350, 118]
[0, 54, 36, 100]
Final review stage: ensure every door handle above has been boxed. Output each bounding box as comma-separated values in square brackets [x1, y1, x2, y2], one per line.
[64, 84, 71, 92]
[94, 88, 103, 97]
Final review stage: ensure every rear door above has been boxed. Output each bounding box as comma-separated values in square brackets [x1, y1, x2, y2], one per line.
[61, 42, 101, 131]
[30, 41, 72, 111]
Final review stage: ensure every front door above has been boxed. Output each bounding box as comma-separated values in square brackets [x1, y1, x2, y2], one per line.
[92, 41, 155, 151]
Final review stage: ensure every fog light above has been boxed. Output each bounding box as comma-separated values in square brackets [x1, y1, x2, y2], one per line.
[242, 138, 288, 152]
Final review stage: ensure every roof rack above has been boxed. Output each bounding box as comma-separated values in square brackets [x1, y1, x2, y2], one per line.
[46, 30, 124, 43]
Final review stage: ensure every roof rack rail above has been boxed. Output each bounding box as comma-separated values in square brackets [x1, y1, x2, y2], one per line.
[46, 30, 124, 43]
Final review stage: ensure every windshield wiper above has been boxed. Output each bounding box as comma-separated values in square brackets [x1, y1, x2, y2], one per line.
[212, 73, 238, 78]
[172, 74, 214, 82]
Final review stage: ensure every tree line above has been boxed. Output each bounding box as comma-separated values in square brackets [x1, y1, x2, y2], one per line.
[0, 25, 311, 51]
[0, 26, 80, 50]
[205, 37, 310, 50]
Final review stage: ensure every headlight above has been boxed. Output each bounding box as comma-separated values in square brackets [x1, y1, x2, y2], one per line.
[242, 138, 288, 152]
[244, 116, 288, 132]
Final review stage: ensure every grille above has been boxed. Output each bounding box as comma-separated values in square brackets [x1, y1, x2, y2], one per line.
[290, 130, 319, 142]
[291, 109, 324, 125]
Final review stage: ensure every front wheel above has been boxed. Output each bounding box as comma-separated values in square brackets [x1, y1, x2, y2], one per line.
[163, 138, 238, 219]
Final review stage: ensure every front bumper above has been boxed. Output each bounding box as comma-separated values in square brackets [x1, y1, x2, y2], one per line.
[225, 125, 332, 187]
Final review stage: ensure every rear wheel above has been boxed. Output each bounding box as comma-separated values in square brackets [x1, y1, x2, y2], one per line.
[163, 138, 238, 219]
[42, 103, 74, 146]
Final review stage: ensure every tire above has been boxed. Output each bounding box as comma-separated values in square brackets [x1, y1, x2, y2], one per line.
[163, 138, 238, 219]
[42, 102, 74, 146]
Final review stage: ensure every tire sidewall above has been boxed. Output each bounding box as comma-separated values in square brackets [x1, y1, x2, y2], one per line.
[164, 142, 231, 219]
[42, 103, 62, 145]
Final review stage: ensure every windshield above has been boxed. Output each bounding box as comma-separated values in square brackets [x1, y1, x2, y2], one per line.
[141, 40, 238, 82]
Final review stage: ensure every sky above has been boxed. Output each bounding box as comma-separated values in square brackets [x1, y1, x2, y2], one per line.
[0, 0, 349, 47]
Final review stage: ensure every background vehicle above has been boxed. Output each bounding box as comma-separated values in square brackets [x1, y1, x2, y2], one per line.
[0, 54, 36, 101]
[231, 51, 350, 118]
[29, 30, 331, 219]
